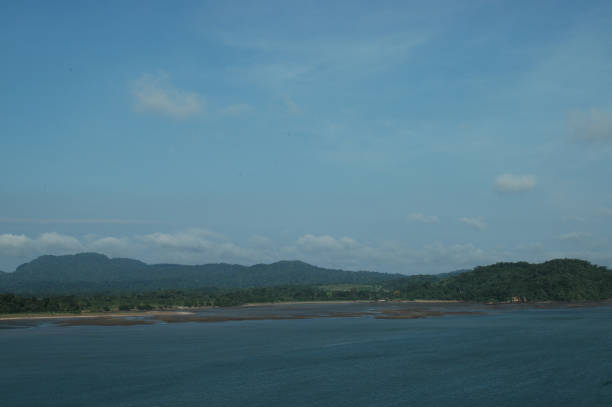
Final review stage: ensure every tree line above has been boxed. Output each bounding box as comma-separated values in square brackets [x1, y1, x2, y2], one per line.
[0, 286, 385, 314]
[2, 259, 611, 314]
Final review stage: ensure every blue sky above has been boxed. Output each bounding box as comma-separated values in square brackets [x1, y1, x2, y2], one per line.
[1, 0, 611, 273]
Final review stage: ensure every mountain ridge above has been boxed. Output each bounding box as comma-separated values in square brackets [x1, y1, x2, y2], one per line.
[1, 252, 401, 294]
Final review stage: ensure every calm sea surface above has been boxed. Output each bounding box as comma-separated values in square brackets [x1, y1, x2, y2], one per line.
[1, 303, 612, 406]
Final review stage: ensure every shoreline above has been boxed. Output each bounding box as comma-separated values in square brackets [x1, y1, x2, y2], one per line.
[2, 299, 611, 322]
[240, 300, 373, 307]
[241, 299, 464, 307]
[0, 310, 196, 321]
[0, 300, 458, 320]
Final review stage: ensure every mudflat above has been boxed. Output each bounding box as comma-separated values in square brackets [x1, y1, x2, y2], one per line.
[3, 300, 609, 327]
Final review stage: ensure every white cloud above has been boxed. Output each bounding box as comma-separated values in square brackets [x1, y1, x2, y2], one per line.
[0, 230, 493, 273]
[88, 236, 132, 257]
[407, 213, 439, 224]
[140, 229, 223, 251]
[568, 108, 612, 142]
[38, 232, 83, 252]
[0, 234, 33, 256]
[0, 232, 82, 258]
[2, 229, 611, 274]
[458, 217, 487, 231]
[495, 174, 536, 193]
[138, 228, 265, 265]
[131, 72, 205, 119]
[220, 103, 253, 116]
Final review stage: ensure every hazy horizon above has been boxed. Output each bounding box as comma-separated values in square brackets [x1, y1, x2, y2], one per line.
[2, 250, 605, 277]
[2, 1, 611, 274]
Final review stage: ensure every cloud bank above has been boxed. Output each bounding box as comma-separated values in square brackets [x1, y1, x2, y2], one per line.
[0, 229, 495, 274]
[458, 217, 487, 231]
[495, 174, 536, 193]
[131, 72, 205, 119]
[0, 233, 83, 257]
[1, 229, 611, 274]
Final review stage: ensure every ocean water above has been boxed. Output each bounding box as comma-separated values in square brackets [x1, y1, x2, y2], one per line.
[1, 304, 612, 406]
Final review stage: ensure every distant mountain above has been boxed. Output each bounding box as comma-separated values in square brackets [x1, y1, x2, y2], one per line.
[387, 259, 612, 302]
[0, 253, 400, 294]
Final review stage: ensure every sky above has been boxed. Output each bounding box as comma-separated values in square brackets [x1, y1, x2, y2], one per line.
[1, 0, 612, 273]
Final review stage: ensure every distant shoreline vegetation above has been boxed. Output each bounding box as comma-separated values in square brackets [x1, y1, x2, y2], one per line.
[1, 254, 612, 314]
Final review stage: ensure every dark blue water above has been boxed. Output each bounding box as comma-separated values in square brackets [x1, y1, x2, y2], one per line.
[1, 305, 612, 406]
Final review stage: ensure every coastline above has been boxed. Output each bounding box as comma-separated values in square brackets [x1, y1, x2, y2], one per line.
[0, 310, 196, 321]
[240, 300, 373, 307]
[2, 299, 611, 323]
[0, 299, 462, 320]
[241, 299, 463, 307]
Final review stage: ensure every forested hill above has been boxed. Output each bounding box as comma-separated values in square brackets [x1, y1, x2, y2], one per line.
[2, 255, 611, 303]
[387, 259, 612, 302]
[0, 253, 400, 294]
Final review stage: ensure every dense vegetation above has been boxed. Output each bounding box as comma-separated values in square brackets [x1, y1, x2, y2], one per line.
[0, 285, 385, 314]
[1, 257, 611, 314]
[386, 259, 612, 302]
[0, 253, 399, 295]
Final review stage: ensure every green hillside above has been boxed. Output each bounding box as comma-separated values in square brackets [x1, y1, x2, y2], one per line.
[2, 256, 611, 312]
[0, 253, 399, 294]
[387, 259, 612, 302]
